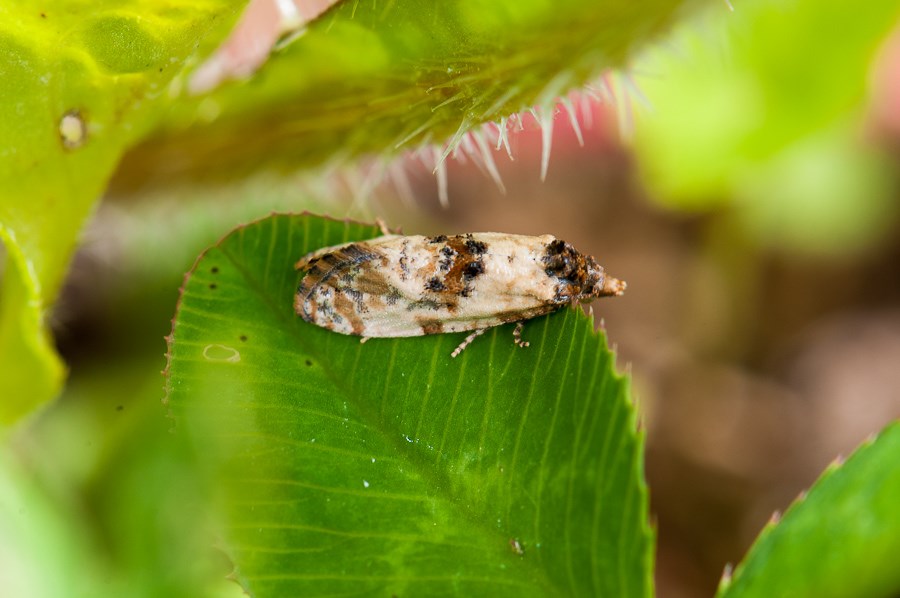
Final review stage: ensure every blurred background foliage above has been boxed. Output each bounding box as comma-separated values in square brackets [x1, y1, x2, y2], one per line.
[2, 0, 900, 595]
[634, 0, 900, 255]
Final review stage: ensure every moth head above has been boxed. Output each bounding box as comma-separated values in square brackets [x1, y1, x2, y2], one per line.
[544, 239, 626, 302]
[591, 259, 627, 299]
[576, 255, 624, 302]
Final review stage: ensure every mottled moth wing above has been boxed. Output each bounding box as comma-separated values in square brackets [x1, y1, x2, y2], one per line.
[295, 234, 565, 338]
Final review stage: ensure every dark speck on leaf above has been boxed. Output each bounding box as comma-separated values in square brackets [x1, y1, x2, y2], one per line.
[211, 266, 219, 274]
[305, 359, 313, 367]
[209, 283, 217, 290]
[116, 405, 124, 411]
[239, 335, 248, 342]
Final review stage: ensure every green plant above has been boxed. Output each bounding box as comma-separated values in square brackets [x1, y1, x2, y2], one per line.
[2, 0, 899, 596]
[165, 213, 651, 595]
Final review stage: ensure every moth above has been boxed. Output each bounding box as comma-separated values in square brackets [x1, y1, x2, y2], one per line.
[294, 232, 625, 357]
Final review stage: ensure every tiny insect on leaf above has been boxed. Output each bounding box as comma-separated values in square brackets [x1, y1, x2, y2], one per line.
[294, 232, 625, 356]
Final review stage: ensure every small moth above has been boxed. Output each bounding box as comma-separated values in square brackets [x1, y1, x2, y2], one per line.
[294, 232, 625, 357]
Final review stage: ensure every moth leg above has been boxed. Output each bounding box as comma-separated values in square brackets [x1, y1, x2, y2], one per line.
[451, 328, 487, 358]
[359, 336, 370, 344]
[513, 321, 530, 349]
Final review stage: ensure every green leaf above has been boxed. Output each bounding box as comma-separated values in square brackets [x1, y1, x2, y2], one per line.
[166, 213, 651, 596]
[718, 422, 900, 598]
[0, 1, 242, 422]
[118, 0, 701, 187]
[1, 0, 703, 421]
[2, 356, 246, 598]
[0, 450, 102, 597]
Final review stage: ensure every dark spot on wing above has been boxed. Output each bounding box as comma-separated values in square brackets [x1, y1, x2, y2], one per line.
[354, 268, 391, 297]
[463, 260, 484, 280]
[295, 243, 383, 321]
[542, 237, 594, 303]
[428, 235, 448, 243]
[333, 290, 365, 335]
[399, 239, 411, 281]
[439, 246, 456, 271]
[425, 277, 446, 292]
[418, 319, 444, 334]
[344, 288, 367, 313]
[425, 234, 486, 298]
[386, 287, 403, 305]
[408, 297, 455, 312]
[465, 239, 487, 255]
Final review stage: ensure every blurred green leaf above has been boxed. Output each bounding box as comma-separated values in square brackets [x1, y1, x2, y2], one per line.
[6, 357, 244, 598]
[116, 0, 701, 188]
[0, 0, 242, 423]
[0, 0, 708, 423]
[634, 0, 900, 253]
[0, 451, 102, 597]
[718, 421, 900, 598]
[166, 213, 650, 596]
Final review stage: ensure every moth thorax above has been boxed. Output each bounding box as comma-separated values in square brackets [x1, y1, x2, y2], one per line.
[543, 239, 578, 274]
[543, 239, 591, 301]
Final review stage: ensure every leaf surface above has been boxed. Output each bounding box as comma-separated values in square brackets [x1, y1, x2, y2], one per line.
[1, 0, 702, 421]
[0, 1, 242, 421]
[166, 213, 651, 596]
[117, 0, 701, 188]
[718, 422, 900, 598]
